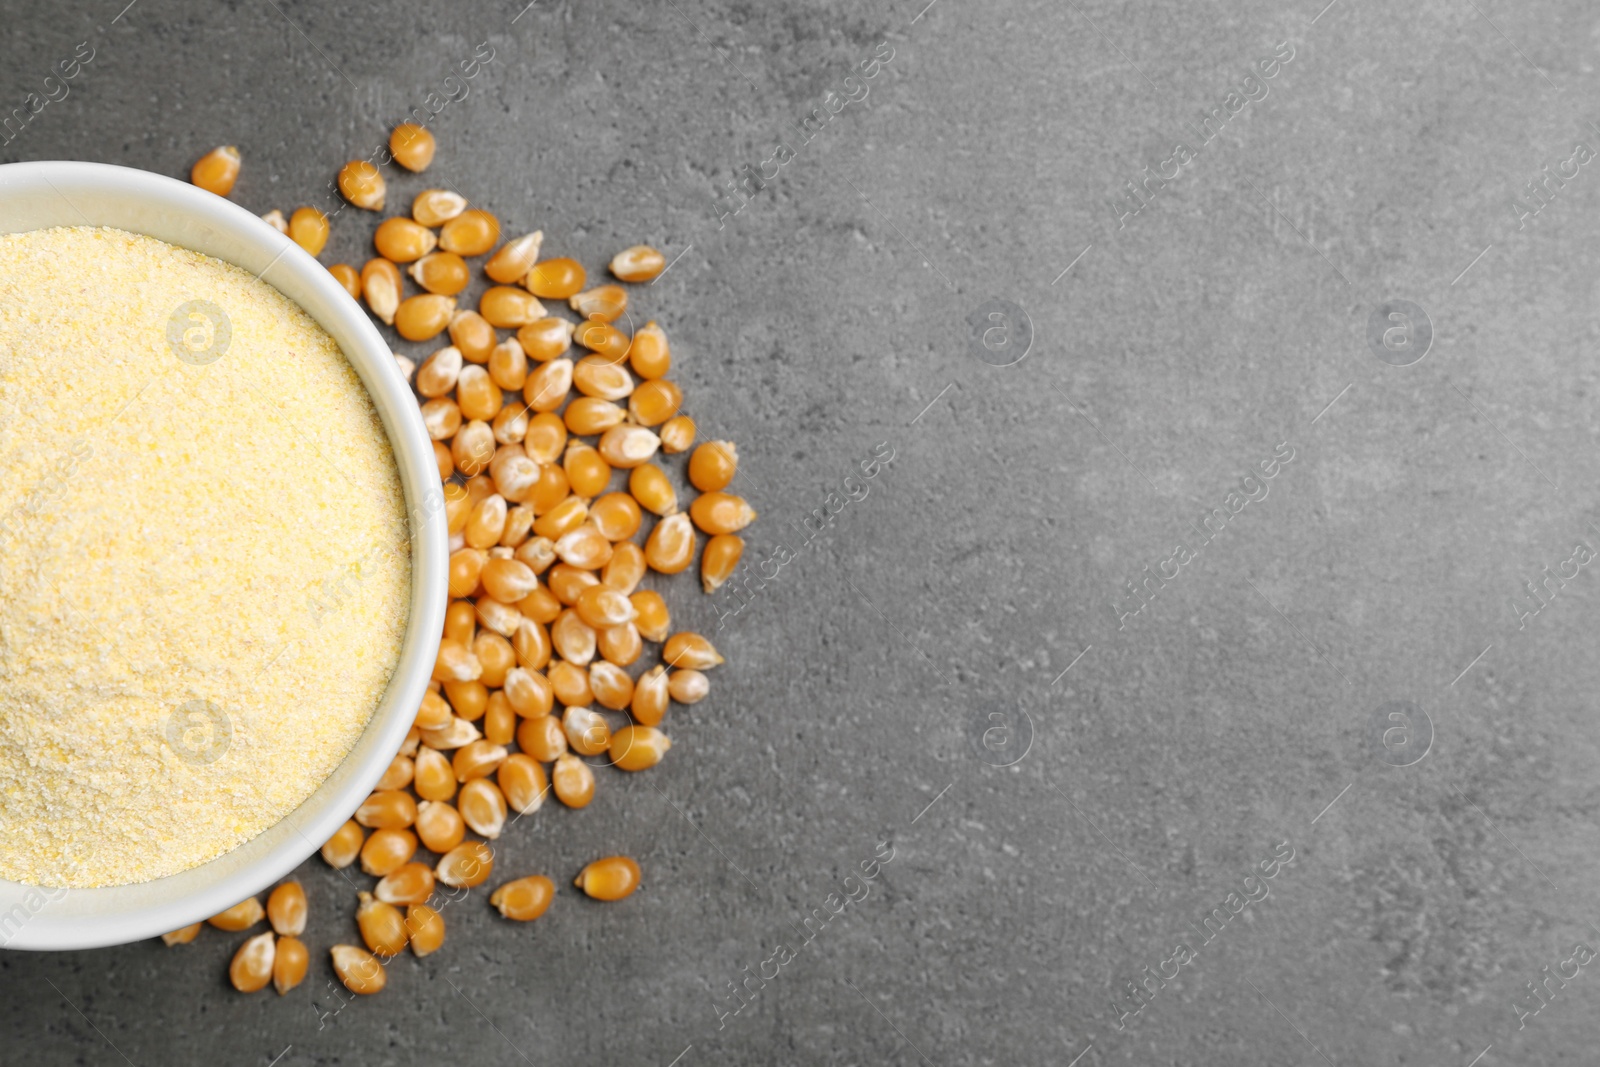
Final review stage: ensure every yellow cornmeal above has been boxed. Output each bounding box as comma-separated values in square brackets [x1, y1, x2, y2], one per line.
[0, 226, 410, 888]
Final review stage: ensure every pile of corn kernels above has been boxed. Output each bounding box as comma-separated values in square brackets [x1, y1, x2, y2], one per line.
[165, 131, 752, 996]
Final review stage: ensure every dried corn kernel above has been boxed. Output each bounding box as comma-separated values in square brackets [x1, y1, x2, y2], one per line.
[630, 590, 670, 642]
[499, 753, 549, 815]
[288, 206, 329, 257]
[419, 714, 482, 751]
[407, 904, 446, 957]
[591, 493, 642, 542]
[552, 608, 598, 665]
[689, 490, 756, 535]
[361, 257, 402, 325]
[375, 216, 438, 262]
[533, 496, 588, 542]
[230, 931, 276, 993]
[390, 122, 436, 171]
[356, 790, 418, 829]
[436, 841, 496, 888]
[453, 420, 497, 477]
[331, 944, 387, 994]
[440, 208, 500, 256]
[575, 855, 641, 900]
[631, 665, 669, 726]
[328, 262, 362, 299]
[518, 317, 574, 362]
[459, 777, 508, 838]
[551, 752, 595, 808]
[629, 379, 682, 426]
[357, 892, 409, 957]
[486, 231, 544, 284]
[572, 318, 630, 362]
[688, 441, 738, 492]
[525, 256, 586, 299]
[627, 321, 671, 379]
[523, 412, 568, 464]
[610, 724, 672, 771]
[192, 145, 241, 197]
[555, 523, 613, 570]
[644, 513, 695, 574]
[589, 660, 634, 710]
[338, 159, 386, 210]
[548, 659, 594, 706]
[701, 533, 744, 594]
[416, 345, 462, 397]
[209, 897, 265, 932]
[628, 463, 677, 516]
[322, 819, 365, 869]
[669, 668, 710, 704]
[573, 354, 635, 401]
[273, 935, 308, 995]
[563, 705, 611, 757]
[422, 397, 463, 440]
[267, 881, 308, 936]
[576, 585, 637, 628]
[457, 364, 503, 421]
[396, 293, 457, 341]
[564, 396, 628, 436]
[524, 358, 574, 412]
[480, 285, 546, 329]
[610, 245, 666, 282]
[450, 309, 497, 362]
[161, 923, 202, 946]
[453, 739, 509, 782]
[569, 284, 627, 322]
[360, 827, 418, 877]
[663, 632, 725, 670]
[489, 337, 529, 391]
[261, 208, 288, 233]
[416, 799, 466, 853]
[375, 862, 436, 906]
[513, 617, 553, 672]
[414, 188, 467, 227]
[491, 875, 556, 921]
[409, 251, 469, 295]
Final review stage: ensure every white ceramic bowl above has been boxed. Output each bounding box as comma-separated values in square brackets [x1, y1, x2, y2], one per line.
[0, 160, 447, 950]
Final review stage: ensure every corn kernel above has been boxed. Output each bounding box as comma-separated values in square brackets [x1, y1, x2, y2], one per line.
[575, 855, 641, 900]
[525, 256, 585, 299]
[701, 533, 744, 593]
[491, 875, 555, 921]
[390, 122, 436, 171]
[414, 188, 467, 226]
[191, 145, 241, 196]
[409, 251, 469, 295]
[439, 208, 500, 256]
[610, 245, 666, 282]
[288, 206, 329, 257]
[330, 944, 387, 994]
[337, 159, 386, 211]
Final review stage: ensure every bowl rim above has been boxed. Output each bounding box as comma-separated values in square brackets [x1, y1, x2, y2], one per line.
[0, 159, 447, 950]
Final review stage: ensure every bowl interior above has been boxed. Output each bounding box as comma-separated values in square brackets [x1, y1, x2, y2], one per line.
[0, 161, 446, 950]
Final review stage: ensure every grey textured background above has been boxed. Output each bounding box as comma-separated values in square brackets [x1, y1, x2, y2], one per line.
[4, 0, 1600, 1063]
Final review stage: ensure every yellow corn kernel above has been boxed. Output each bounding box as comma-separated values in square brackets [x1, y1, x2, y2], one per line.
[576, 585, 638, 629]
[663, 631, 725, 670]
[191, 145, 241, 197]
[503, 666, 554, 718]
[562, 705, 611, 757]
[627, 321, 671, 379]
[644, 512, 696, 574]
[230, 931, 276, 993]
[610, 245, 666, 282]
[449, 308, 497, 362]
[484, 691, 517, 745]
[273, 935, 309, 995]
[486, 231, 545, 284]
[416, 800, 466, 853]
[446, 677, 489, 721]
[573, 353, 636, 401]
[413, 745, 456, 802]
[361, 257, 402, 325]
[599, 623, 641, 667]
[490, 445, 540, 502]
[417, 689, 455, 731]
[499, 753, 549, 815]
[390, 122, 436, 172]
[416, 345, 463, 398]
[493, 405, 532, 447]
[338, 159, 386, 210]
[449, 593, 482, 638]
[558, 399, 622, 440]
[513, 616, 553, 672]
[525, 256, 586, 299]
[453, 420, 496, 478]
[321, 819, 365, 869]
[475, 630, 516, 687]
[436, 841, 497, 890]
[456, 364, 503, 421]
[375, 216, 438, 263]
[328, 262, 362, 300]
[453, 739, 509, 782]
[489, 337, 529, 391]
[375, 862, 436, 906]
[631, 665, 669, 726]
[433, 440, 454, 480]
[360, 827, 418, 877]
[688, 440, 738, 492]
[552, 608, 598, 665]
[478, 286, 544, 328]
[267, 881, 308, 937]
[629, 379, 682, 427]
[395, 293, 457, 341]
[464, 493, 508, 549]
[491, 875, 556, 921]
[288, 206, 329, 257]
[628, 463, 677, 517]
[552, 752, 596, 808]
[518, 317, 575, 362]
[377, 753, 415, 791]
[610, 724, 672, 771]
[407, 904, 446, 957]
[533, 496, 588, 542]
[572, 318, 631, 362]
[447, 549, 486, 599]
[208, 897, 264, 932]
[589, 660, 634, 710]
[689, 490, 757, 535]
[549, 659, 594, 707]
[355, 790, 418, 829]
[413, 188, 467, 227]
[669, 668, 710, 705]
[478, 557, 538, 603]
[261, 208, 288, 233]
[518, 713, 568, 763]
[439, 208, 500, 256]
[477, 597, 525, 640]
[422, 397, 462, 441]
[161, 922, 202, 946]
[701, 533, 744, 594]
[555, 523, 614, 570]
[575, 855, 641, 900]
[419, 714, 483, 752]
[330, 944, 387, 995]
[523, 412, 568, 464]
[409, 250, 469, 296]
[630, 590, 670, 642]
[524, 357, 574, 413]
[357, 891, 409, 957]
[563, 441, 612, 499]
[592, 494, 643, 543]
[568, 284, 627, 322]
[459, 777, 508, 838]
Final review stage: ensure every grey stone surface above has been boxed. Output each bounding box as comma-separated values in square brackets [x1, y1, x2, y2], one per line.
[4, 0, 1600, 1063]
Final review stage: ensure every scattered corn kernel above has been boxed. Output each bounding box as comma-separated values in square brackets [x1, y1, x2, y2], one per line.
[337, 159, 386, 210]
[274, 935, 309, 995]
[390, 122, 436, 171]
[322, 819, 365, 869]
[436, 841, 496, 888]
[663, 632, 725, 670]
[360, 827, 418, 877]
[610, 724, 672, 771]
[668, 668, 710, 704]
[375, 862, 436, 906]
[574, 855, 641, 900]
[689, 490, 757, 535]
[407, 904, 446, 957]
[525, 256, 585, 299]
[414, 188, 467, 226]
[551, 752, 596, 808]
[610, 245, 666, 282]
[486, 231, 544, 284]
[267, 881, 308, 937]
[491, 875, 555, 921]
[331, 944, 387, 995]
[230, 931, 276, 993]
[701, 533, 744, 594]
[439, 208, 500, 256]
[569, 284, 627, 322]
[191, 145, 241, 196]
[288, 206, 328, 257]
[627, 321, 671, 379]
[688, 441, 738, 492]
[395, 293, 457, 341]
[328, 262, 362, 299]
[208, 898, 265, 932]
[161, 922, 202, 946]
[409, 251, 469, 295]
[361, 257, 402, 325]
